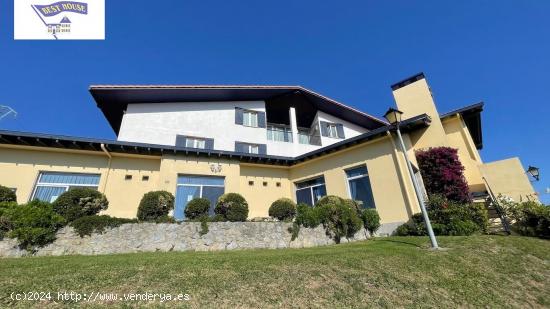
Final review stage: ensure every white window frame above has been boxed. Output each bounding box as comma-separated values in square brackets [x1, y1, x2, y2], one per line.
[30, 172, 100, 202]
[327, 124, 338, 138]
[176, 176, 225, 203]
[248, 144, 259, 154]
[295, 177, 326, 206]
[185, 137, 206, 149]
[243, 110, 259, 127]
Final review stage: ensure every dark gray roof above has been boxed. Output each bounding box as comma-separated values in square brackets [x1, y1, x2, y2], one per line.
[0, 114, 429, 166]
[89, 85, 388, 134]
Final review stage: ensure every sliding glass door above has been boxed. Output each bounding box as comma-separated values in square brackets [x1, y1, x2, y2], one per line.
[174, 175, 225, 220]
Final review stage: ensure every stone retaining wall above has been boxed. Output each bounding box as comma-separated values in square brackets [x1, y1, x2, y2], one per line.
[0, 222, 369, 258]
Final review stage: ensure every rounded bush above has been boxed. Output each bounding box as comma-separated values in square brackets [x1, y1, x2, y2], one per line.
[52, 188, 109, 222]
[269, 198, 297, 221]
[185, 198, 210, 220]
[0, 185, 16, 203]
[137, 191, 175, 222]
[315, 195, 363, 243]
[5, 200, 65, 250]
[215, 193, 248, 222]
[361, 209, 381, 235]
[295, 203, 321, 228]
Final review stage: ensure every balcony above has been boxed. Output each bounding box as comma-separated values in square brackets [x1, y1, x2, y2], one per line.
[298, 129, 321, 146]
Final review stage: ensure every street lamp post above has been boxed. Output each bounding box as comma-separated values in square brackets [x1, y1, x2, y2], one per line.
[384, 108, 439, 249]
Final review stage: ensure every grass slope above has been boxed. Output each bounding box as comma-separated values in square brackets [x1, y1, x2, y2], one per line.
[1, 236, 549, 308]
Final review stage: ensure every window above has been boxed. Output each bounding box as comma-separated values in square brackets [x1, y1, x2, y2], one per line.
[174, 175, 225, 220]
[125, 175, 132, 180]
[346, 166, 376, 209]
[142, 175, 150, 181]
[185, 137, 206, 149]
[248, 144, 259, 154]
[235, 142, 265, 154]
[327, 124, 338, 138]
[267, 125, 292, 142]
[31, 172, 101, 203]
[295, 176, 326, 206]
[243, 110, 258, 127]
[176, 135, 213, 150]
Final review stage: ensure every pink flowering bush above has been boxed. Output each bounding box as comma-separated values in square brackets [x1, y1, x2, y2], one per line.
[415, 147, 471, 203]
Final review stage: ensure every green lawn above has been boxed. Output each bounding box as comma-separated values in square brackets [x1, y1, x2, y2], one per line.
[1, 236, 549, 308]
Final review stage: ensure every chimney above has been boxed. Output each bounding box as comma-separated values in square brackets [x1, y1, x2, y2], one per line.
[391, 73, 448, 148]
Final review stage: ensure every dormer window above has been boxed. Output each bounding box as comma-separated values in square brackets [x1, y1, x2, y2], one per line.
[243, 110, 258, 127]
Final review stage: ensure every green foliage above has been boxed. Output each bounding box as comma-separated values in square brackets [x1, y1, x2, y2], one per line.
[288, 223, 300, 241]
[501, 199, 550, 238]
[361, 208, 381, 235]
[315, 195, 363, 243]
[0, 202, 17, 240]
[396, 195, 489, 236]
[137, 191, 175, 222]
[185, 198, 210, 220]
[295, 203, 321, 228]
[0, 186, 17, 203]
[52, 188, 109, 222]
[215, 193, 249, 222]
[268, 198, 297, 221]
[4, 200, 65, 251]
[199, 216, 209, 236]
[70, 215, 137, 237]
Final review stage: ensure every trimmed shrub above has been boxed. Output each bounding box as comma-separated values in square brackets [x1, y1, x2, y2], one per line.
[5, 200, 65, 250]
[269, 198, 297, 221]
[185, 198, 210, 220]
[295, 203, 321, 228]
[415, 147, 471, 203]
[315, 195, 363, 243]
[361, 209, 381, 235]
[52, 188, 109, 222]
[215, 193, 248, 222]
[0, 202, 17, 240]
[137, 191, 175, 221]
[0, 186, 16, 203]
[70, 215, 137, 237]
[395, 195, 489, 236]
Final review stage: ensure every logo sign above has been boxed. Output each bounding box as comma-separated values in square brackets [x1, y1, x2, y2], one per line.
[14, 0, 105, 40]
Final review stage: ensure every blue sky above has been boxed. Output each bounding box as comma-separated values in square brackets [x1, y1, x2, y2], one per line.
[0, 1, 548, 202]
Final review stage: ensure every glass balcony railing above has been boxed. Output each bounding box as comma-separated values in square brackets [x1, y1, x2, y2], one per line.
[298, 131, 321, 146]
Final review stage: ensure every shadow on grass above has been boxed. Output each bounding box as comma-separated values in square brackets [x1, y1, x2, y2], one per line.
[373, 238, 423, 248]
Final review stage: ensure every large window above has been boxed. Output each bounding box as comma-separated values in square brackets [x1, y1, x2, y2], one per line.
[31, 172, 101, 203]
[295, 176, 326, 206]
[346, 166, 376, 209]
[174, 175, 225, 220]
[243, 110, 259, 127]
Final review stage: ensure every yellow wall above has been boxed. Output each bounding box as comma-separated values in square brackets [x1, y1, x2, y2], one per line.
[289, 137, 419, 224]
[441, 115, 485, 192]
[0, 145, 161, 218]
[239, 164, 292, 218]
[392, 78, 449, 148]
[479, 157, 538, 203]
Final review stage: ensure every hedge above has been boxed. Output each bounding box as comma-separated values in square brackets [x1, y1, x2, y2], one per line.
[52, 188, 109, 222]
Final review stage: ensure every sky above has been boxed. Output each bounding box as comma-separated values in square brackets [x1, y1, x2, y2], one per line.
[0, 1, 548, 202]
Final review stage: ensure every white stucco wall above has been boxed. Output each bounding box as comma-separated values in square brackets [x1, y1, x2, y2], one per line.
[118, 102, 369, 157]
[315, 111, 368, 147]
[118, 101, 267, 153]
